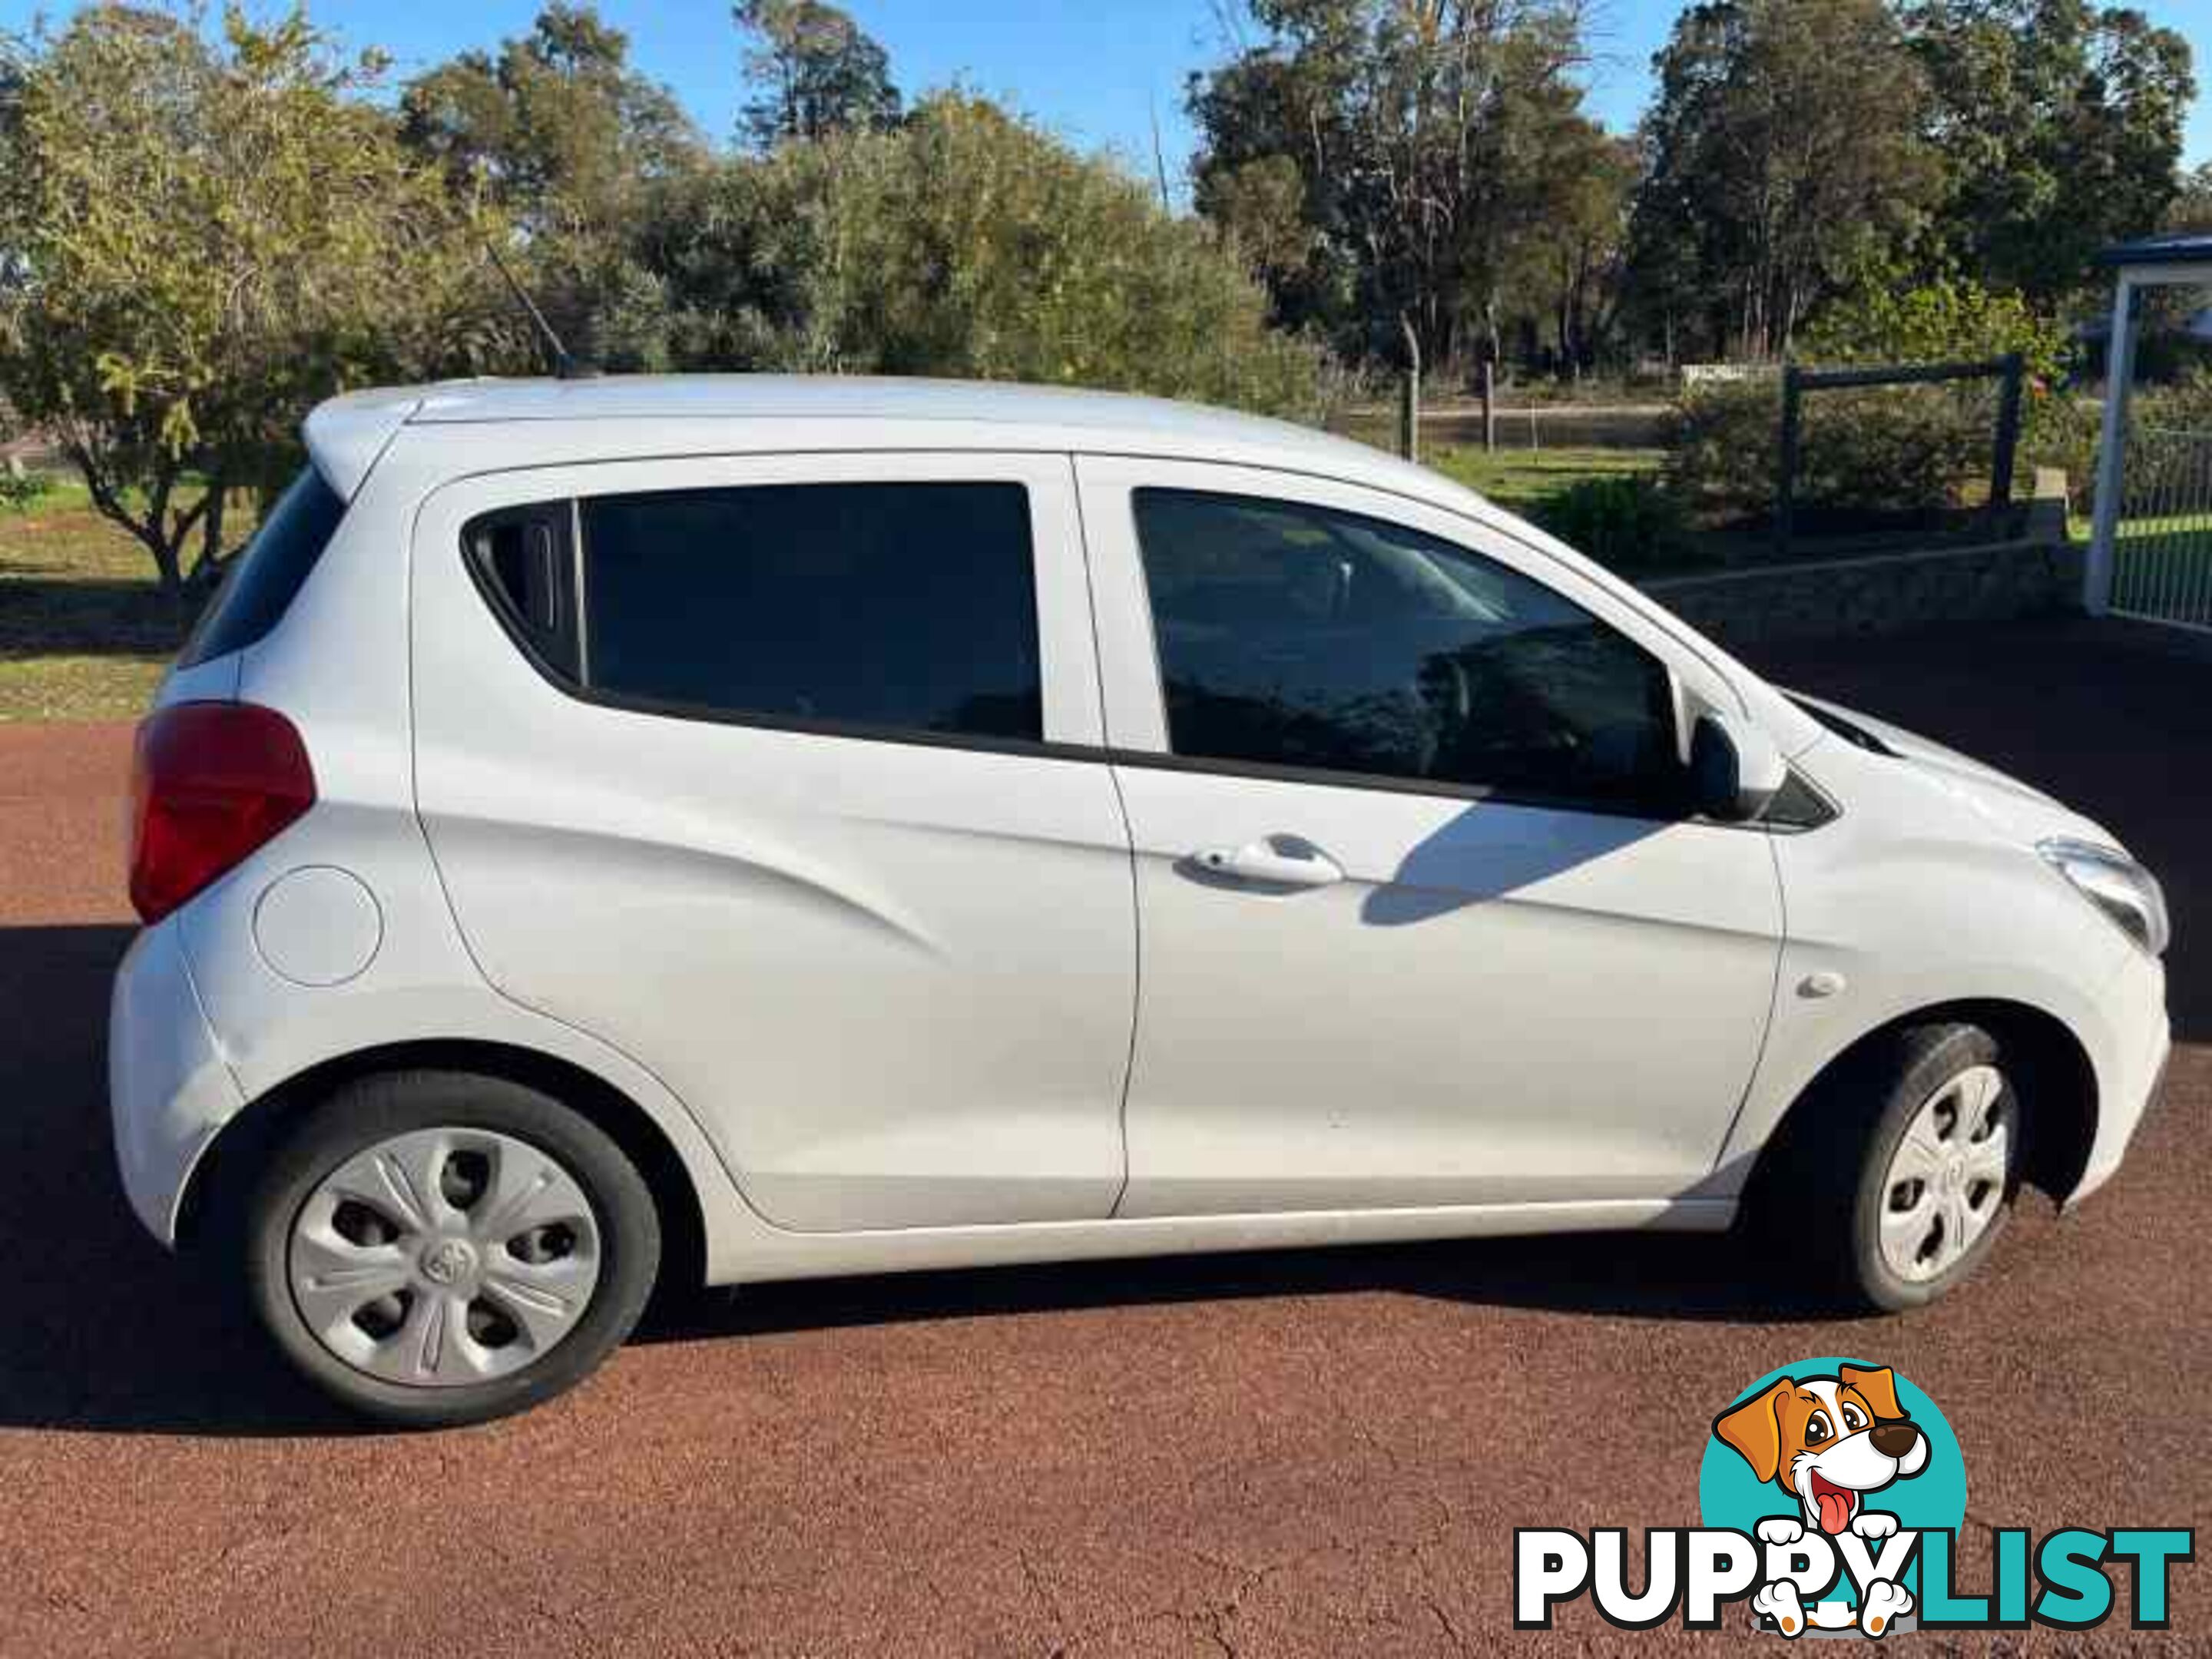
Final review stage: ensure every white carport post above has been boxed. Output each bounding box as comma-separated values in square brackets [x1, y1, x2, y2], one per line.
[2085, 273, 2137, 615]
[2085, 236, 2212, 616]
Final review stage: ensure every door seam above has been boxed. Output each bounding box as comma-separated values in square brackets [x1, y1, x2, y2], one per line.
[1068, 453, 1143, 1217]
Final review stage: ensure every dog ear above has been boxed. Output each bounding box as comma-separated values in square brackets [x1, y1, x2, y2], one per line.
[1840, 1363, 1904, 1420]
[1713, 1378, 1793, 1484]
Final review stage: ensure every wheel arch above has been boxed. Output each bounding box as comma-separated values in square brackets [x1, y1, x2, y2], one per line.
[176, 1038, 710, 1300]
[1745, 998, 2098, 1208]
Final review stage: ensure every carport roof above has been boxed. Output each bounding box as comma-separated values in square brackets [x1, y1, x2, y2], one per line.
[2096, 231, 2212, 268]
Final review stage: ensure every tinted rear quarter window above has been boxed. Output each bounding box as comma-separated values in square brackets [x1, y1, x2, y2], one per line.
[578, 481, 1042, 741]
[465, 505, 580, 681]
[180, 467, 348, 667]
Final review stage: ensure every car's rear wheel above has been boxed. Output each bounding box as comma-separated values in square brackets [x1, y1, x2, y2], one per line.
[1764, 1022, 2022, 1310]
[246, 1071, 659, 1428]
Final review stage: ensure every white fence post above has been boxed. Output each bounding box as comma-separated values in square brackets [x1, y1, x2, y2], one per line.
[2086, 275, 2138, 615]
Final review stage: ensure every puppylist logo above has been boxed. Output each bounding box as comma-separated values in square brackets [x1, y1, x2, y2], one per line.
[1705, 1360, 1949, 1635]
[1515, 1357, 2192, 1639]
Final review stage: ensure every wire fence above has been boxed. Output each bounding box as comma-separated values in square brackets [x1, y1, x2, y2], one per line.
[2109, 424, 2212, 631]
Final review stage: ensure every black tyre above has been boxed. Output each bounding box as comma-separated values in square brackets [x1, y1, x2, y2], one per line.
[1760, 1022, 2022, 1311]
[245, 1070, 660, 1429]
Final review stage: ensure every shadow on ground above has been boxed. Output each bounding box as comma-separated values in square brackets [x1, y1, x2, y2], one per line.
[0, 924, 368, 1438]
[634, 1227, 1843, 1357]
[0, 578, 189, 658]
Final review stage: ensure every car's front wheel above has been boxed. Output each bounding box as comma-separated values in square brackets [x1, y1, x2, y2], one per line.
[1766, 1022, 2022, 1310]
[245, 1071, 660, 1428]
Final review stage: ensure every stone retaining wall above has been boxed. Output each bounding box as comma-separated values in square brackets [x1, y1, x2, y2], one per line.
[1641, 537, 2080, 647]
[1639, 475, 2080, 647]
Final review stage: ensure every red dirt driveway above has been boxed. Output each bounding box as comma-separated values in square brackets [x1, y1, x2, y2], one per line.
[1, 618, 2207, 1657]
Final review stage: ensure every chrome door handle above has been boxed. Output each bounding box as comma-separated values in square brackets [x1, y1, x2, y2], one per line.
[1194, 838, 1345, 888]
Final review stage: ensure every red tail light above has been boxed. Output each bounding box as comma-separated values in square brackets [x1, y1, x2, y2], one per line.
[129, 703, 316, 924]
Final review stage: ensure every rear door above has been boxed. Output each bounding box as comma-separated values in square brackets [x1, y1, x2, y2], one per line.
[411, 452, 1137, 1232]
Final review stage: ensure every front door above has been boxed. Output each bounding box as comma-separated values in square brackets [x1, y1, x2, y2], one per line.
[411, 452, 1137, 1232]
[1075, 457, 1784, 1217]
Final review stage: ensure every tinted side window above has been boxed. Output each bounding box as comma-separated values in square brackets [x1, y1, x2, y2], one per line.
[180, 467, 347, 667]
[1133, 488, 1681, 810]
[579, 482, 1041, 742]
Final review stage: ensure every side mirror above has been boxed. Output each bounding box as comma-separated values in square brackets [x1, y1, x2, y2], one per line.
[1690, 711, 1786, 823]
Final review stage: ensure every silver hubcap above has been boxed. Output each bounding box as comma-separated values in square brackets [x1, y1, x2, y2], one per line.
[287, 1127, 602, 1388]
[1877, 1064, 2012, 1283]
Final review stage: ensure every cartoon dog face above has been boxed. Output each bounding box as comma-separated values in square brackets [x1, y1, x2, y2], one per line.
[1714, 1364, 1929, 1535]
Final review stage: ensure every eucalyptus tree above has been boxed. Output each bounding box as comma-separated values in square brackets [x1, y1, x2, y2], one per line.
[1626, 0, 1939, 363]
[651, 94, 1329, 417]
[734, 0, 902, 149]
[400, 5, 705, 369]
[0, 7, 503, 598]
[1902, 0, 2195, 303]
[1187, 0, 1598, 370]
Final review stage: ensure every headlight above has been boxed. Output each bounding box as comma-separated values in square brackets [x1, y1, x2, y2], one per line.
[2037, 837, 2170, 957]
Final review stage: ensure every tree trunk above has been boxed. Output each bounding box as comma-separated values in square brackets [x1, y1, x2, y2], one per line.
[147, 535, 184, 602]
[190, 482, 228, 593]
[61, 438, 208, 618]
[1397, 313, 1422, 465]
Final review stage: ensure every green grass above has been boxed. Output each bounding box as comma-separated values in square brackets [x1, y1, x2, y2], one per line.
[1426, 446, 1717, 576]
[2072, 510, 2212, 541]
[1426, 445, 1666, 511]
[0, 478, 191, 722]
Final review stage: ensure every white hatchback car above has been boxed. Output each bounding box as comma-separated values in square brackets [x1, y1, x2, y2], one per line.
[111, 376, 2170, 1426]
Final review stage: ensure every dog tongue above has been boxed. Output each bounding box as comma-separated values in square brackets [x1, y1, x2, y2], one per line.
[1816, 1489, 1853, 1535]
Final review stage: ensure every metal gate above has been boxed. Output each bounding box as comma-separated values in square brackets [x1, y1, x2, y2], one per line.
[2105, 424, 2212, 631]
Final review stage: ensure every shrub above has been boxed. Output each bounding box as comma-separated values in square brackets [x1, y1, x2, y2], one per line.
[649, 94, 1333, 420]
[1800, 387, 1990, 515]
[1965, 370, 2212, 522]
[2022, 392, 2102, 510]
[1667, 373, 2036, 528]
[1802, 272, 2068, 385]
[1803, 271, 2088, 503]
[1664, 380, 1780, 522]
[1533, 474, 1690, 576]
[2133, 366, 2212, 433]
[0, 465, 55, 512]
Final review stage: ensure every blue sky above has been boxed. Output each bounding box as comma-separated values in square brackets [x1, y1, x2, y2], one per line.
[5, 0, 2208, 198]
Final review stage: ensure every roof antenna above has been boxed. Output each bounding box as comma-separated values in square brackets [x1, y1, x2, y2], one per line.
[485, 237, 593, 379]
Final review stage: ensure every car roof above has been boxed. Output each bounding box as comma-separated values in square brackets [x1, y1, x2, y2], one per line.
[302, 373, 1413, 503]
[408, 373, 1338, 442]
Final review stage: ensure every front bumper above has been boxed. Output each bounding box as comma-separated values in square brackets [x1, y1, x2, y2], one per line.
[109, 921, 244, 1245]
[2068, 948, 2171, 1207]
